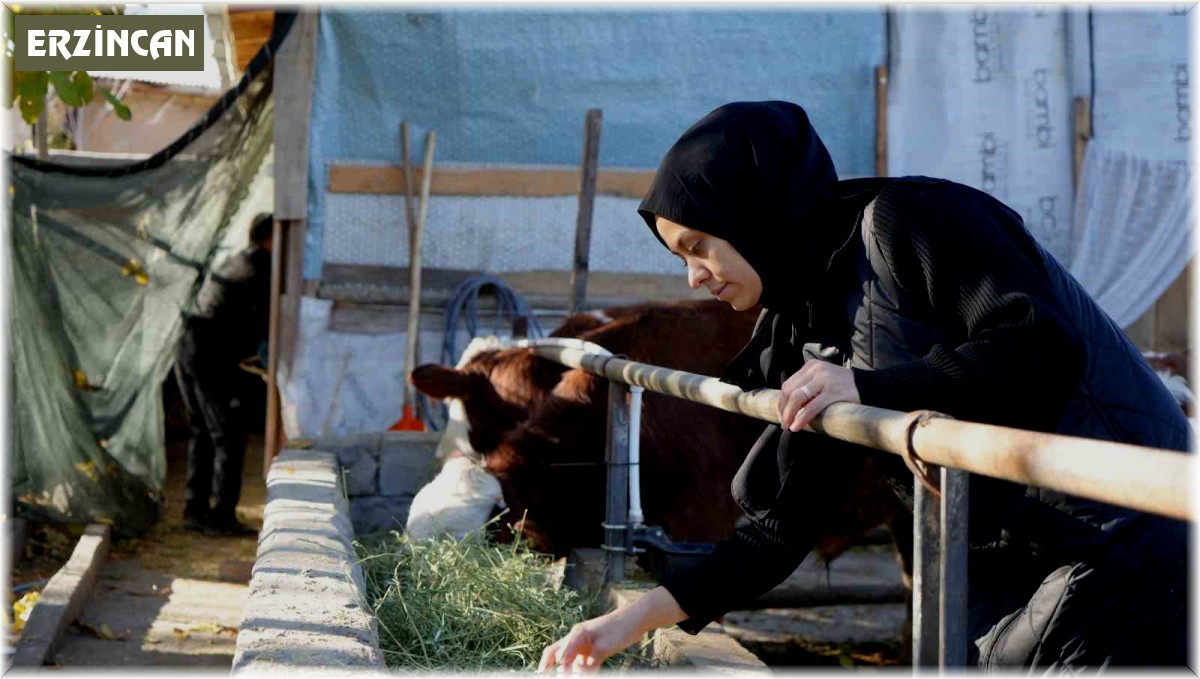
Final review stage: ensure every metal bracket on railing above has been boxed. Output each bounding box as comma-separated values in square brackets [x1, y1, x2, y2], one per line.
[904, 410, 953, 498]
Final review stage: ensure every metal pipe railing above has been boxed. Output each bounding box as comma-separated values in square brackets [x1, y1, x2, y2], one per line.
[529, 345, 1193, 522]
[530, 344, 1191, 671]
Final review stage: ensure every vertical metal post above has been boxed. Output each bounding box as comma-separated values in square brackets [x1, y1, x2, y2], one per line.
[603, 380, 630, 584]
[912, 470, 942, 670]
[940, 468, 969, 669]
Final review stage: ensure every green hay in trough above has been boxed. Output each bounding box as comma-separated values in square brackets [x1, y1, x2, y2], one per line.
[355, 524, 643, 673]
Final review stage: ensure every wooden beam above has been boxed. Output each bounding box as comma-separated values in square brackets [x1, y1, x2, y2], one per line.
[328, 163, 656, 198]
[1073, 96, 1092, 191]
[1153, 262, 1192, 353]
[875, 65, 889, 177]
[228, 10, 275, 73]
[280, 220, 307, 369]
[268, 10, 318, 465]
[264, 218, 285, 476]
[12, 524, 111, 667]
[319, 263, 700, 301]
[570, 109, 603, 314]
[274, 10, 318, 221]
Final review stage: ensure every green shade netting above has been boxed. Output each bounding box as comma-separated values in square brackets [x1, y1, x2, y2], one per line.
[7, 54, 277, 536]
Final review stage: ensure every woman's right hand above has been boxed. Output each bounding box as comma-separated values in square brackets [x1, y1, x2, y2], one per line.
[537, 586, 688, 673]
[537, 611, 639, 673]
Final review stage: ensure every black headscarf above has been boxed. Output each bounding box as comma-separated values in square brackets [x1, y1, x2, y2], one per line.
[638, 101, 861, 317]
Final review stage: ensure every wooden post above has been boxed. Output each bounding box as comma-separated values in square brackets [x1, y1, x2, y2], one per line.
[264, 217, 285, 478]
[875, 65, 889, 177]
[36, 103, 48, 160]
[1073, 96, 1091, 191]
[603, 380, 630, 584]
[405, 131, 437, 410]
[280, 220, 306, 367]
[267, 9, 319, 469]
[569, 108, 602, 315]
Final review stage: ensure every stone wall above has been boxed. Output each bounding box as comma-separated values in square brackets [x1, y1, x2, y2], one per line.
[233, 448, 386, 675]
[321, 431, 442, 535]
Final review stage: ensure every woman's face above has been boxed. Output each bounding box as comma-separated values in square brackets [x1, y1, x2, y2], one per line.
[655, 217, 763, 311]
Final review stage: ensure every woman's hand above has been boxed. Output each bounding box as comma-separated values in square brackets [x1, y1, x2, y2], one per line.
[537, 611, 639, 673]
[778, 361, 861, 432]
[538, 586, 687, 673]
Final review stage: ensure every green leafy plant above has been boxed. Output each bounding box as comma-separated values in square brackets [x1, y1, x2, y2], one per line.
[2, 4, 132, 124]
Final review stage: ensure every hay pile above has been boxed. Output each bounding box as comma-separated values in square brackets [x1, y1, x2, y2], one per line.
[356, 528, 639, 672]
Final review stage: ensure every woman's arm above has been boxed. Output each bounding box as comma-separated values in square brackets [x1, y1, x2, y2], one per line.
[537, 520, 811, 673]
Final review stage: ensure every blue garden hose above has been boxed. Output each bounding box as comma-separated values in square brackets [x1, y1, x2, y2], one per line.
[415, 275, 544, 430]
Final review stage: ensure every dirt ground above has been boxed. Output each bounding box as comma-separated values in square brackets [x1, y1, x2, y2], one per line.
[10, 430, 268, 668]
[14, 437, 264, 586]
[106, 436, 265, 580]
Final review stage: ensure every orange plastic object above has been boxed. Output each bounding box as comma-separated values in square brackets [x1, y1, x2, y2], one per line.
[389, 403, 425, 432]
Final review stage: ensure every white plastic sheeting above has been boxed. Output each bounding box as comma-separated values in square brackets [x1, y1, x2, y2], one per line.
[1067, 141, 1193, 327]
[888, 6, 1076, 262]
[887, 6, 1192, 327]
[278, 297, 486, 439]
[1063, 8, 1193, 328]
[1090, 8, 1192, 162]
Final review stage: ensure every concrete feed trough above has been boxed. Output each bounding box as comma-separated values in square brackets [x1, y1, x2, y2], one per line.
[232, 438, 773, 674]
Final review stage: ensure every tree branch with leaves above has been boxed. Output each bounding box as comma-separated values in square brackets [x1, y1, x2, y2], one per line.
[3, 3, 132, 131]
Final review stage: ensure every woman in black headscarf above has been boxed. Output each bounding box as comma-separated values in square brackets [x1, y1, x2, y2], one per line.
[538, 101, 1189, 672]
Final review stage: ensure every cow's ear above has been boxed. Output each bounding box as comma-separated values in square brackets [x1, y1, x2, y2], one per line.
[410, 364, 481, 400]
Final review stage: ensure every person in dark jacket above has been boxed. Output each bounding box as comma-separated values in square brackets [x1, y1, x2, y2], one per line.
[538, 102, 1190, 672]
[176, 213, 274, 535]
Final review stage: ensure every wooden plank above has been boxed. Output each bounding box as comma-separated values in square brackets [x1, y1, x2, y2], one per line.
[270, 9, 317, 461]
[273, 10, 318, 221]
[1153, 262, 1191, 353]
[264, 218, 285, 475]
[229, 10, 275, 72]
[328, 163, 656, 198]
[316, 264, 705, 309]
[1073, 96, 1091, 190]
[570, 109, 603, 313]
[875, 65, 889, 177]
[12, 524, 111, 667]
[280, 220, 307, 368]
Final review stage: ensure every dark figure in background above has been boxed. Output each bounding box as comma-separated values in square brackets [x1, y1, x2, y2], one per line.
[175, 213, 273, 535]
[539, 103, 1190, 672]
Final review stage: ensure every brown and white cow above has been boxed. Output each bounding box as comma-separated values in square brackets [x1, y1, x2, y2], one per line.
[408, 299, 909, 568]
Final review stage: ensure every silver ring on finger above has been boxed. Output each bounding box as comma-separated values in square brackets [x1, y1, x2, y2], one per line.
[800, 385, 814, 400]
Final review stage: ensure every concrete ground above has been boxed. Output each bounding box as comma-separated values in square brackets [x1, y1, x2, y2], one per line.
[33, 435, 267, 670]
[721, 547, 909, 667]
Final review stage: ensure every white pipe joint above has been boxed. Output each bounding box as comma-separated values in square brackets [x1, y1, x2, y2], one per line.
[628, 385, 645, 528]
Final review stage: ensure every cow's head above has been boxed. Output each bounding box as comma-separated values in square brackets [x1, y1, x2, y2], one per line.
[410, 345, 608, 555]
[411, 346, 568, 456]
